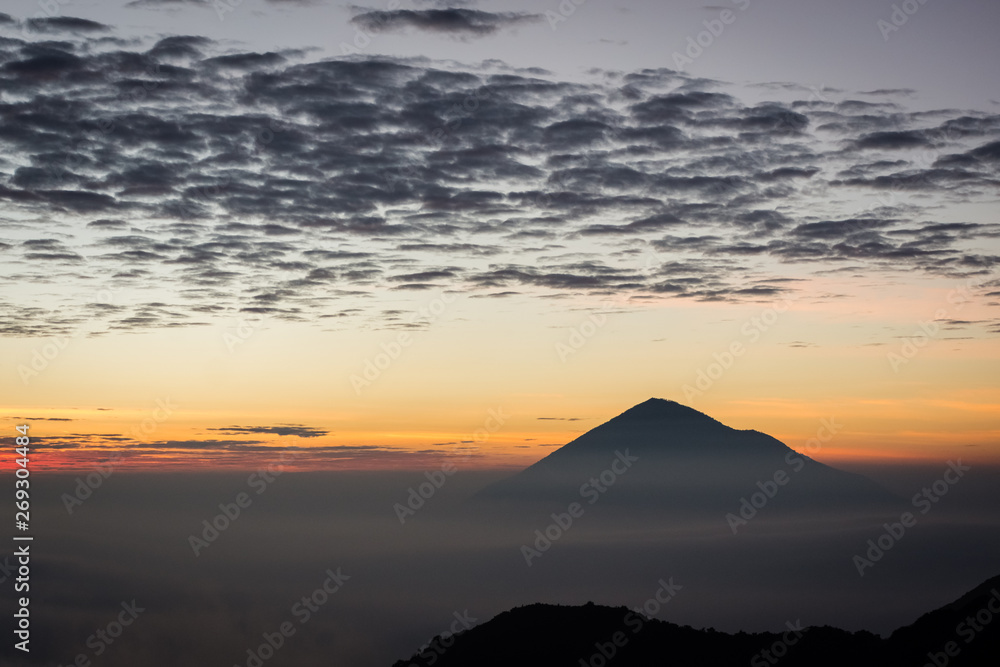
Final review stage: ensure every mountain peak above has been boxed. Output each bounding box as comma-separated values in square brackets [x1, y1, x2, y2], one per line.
[617, 398, 720, 423]
[527, 398, 738, 461]
[600, 398, 731, 437]
[473, 397, 898, 510]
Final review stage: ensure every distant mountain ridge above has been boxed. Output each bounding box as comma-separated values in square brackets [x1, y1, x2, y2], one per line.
[473, 398, 898, 514]
[392, 574, 1000, 666]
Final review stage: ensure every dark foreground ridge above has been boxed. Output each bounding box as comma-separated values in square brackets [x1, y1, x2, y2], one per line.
[392, 574, 1000, 666]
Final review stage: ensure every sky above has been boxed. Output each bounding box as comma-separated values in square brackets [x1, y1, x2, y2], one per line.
[1, 0, 998, 471]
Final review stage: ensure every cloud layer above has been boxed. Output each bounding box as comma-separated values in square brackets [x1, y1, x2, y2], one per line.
[1, 19, 999, 336]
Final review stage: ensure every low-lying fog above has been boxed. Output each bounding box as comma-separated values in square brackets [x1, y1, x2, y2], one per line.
[4, 462, 998, 666]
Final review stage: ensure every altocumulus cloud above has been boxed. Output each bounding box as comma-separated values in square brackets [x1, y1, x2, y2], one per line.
[349, 8, 543, 36]
[207, 424, 330, 438]
[0, 19, 998, 337]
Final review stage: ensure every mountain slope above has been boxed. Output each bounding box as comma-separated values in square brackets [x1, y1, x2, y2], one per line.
[473, 398, 897, 514]
[391, 574, 1000, 667]
[886, 574, 1000, 665]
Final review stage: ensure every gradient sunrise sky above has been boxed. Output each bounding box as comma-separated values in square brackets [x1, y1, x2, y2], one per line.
[1, 0, 998, 471]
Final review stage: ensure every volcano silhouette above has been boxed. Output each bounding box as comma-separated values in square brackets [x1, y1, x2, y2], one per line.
[474, 398, 898, 515]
